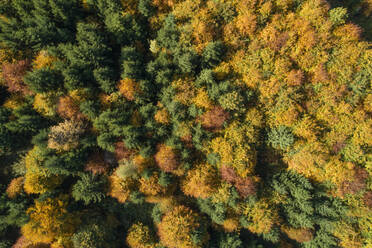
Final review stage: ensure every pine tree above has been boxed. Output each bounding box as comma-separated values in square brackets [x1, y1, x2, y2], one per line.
[72, 173, 106, 205]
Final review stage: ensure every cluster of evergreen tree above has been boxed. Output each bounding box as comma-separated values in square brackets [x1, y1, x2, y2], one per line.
[0, 0, 371, 247]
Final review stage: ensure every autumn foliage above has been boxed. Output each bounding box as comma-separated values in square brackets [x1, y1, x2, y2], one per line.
[0, 0, 371, 247]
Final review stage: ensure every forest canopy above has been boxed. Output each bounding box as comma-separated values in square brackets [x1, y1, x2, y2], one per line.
[0, 0, 371, 247]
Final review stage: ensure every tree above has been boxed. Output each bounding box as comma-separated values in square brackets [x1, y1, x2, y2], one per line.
[5, 103, 48, 137]
[138, 0, 155, 17]
[329, 7, 348, 25]
[271, 171, 314, 229]
[2, 59, 32, 95]
[267, 126, 295, 151]
[202, 41, 225, 68]
[108, 173, 136, 203]
[61, 22, 114, 91]
[57, 96, 83, 120]
[24, 67, 63, 93]
[158, 205, 209, 248]
[200, 106, 229, 130]
[182, 163, 218, 198]
[84, 152, 109, 175]
[71, 219, 118, 248]
[6, 177, 24, 199]
[79, 100, 101, 120]
[126, 222, 157, 248]
[72, 173, 106, 205]
[22, 195, 79, 244]
[23, 146, 63, 194]
[156, 15, 179, 51]
[48, 120, 85, 151]
[121, 46, 143, 79]
[118, 78, 141, 101]
[0, 0, 79, 51]
[72, 224, 108, 248]
[154, 144, 179, 173]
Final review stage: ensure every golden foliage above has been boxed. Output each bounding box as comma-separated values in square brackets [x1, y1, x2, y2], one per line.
[191, 13, 217, 51]
[333, 24, 362, 42]
[33, 93, 58, 117]
[108, 174, 135, 203]
[211, 182, 234, 204]
[282, 226, 314, 243]
[235, 12, 257, 37]
[133, 154, 153, 173]
[284, 141, 327, 181]
[154, 144, 179, 173]
[333, 221, 364, 248]
[12, 236, 50, 248]
[69, 88, 89, 103]
[139, 172, 167, 196]
[222, 218, 240, 232]
[286, 69, 304, 86]
[293, 115, 319, 141]
[3, 94, 24, 109]
[242, 199, 278, 234]
[172, 78, 196, 105]
[6, 177, 24, 198]
[322, 157, 354, 187]
[22, 195, 79, 244]
[158, 205, 208, 248]
[154, 108, 170, 124]
[33, 50, 56, 69]
[24, 147, 63, 194]
[193, 88, 213, 109]
[182, 163, 218, 198]
[120, 0, 139, 14]
[126, 223, 157, 248]
[214, 62, 232, 81]
[118, 78, 140, 101]
[210, 121, 257, 178]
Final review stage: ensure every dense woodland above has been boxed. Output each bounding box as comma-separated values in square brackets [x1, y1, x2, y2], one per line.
[0, 0, 371, 247]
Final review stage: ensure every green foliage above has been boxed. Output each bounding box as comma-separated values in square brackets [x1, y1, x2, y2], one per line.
[97, 132, 116, 152]
[80, 100, 101, 120]
[174, 46, 200, 74]
[130, 191, 145, 204]
[72, 173, 106, 205]
[329, 7, 348, 25]
[267, 126, 295, 150]
[197, 198, 227, 225]
[5, 103, 48, 136]
[210, 232, 243, 248]
[121, 46, 144, 79]
[138, 0, 155, 17]
[115, 160, 139, 179]
[151, 204, 163, 223]
[202, 41, 225, 68]
[61, 22, 114, 90]
[71, 217, 119, 248]
[24, 68, 62, 93]
[158, 171, 173, 187]
[156, 15, 179, 51]
[0, 0, 80, 51]
[0, 191, 29, 230]
[0, 0, 370, 247]
[271, 171, 314, 228]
